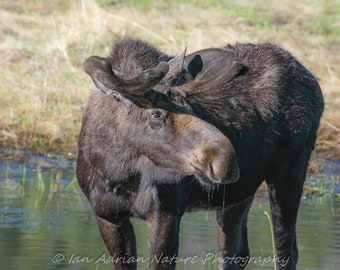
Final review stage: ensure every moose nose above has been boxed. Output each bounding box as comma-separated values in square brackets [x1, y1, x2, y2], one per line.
[174, 113, 239, 185]
[193, 141, 239, 185]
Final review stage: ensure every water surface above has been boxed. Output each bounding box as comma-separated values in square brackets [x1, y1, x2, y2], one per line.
[0, 149, 339, 269]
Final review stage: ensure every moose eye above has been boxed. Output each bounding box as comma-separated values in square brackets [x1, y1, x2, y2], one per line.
[149, 110, 167, 128]
[151, 110, 162, 121]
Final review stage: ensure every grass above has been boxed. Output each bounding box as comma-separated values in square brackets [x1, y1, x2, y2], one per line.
[303, 173, 339, 197]
[264, 211, 277, 270]
[0, 148, 79, 209]
[0, 0, 339, 159]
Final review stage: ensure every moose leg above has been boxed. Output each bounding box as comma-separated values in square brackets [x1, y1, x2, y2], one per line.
[266, 150, 311, 270]
[147, 212, 182, 270]
[146, 183, 186, 270]
[96, 216, 137, 270]
[215, 195, 254, 270]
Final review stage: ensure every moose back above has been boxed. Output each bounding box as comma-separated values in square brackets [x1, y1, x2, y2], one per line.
[77, 38, 323, 270]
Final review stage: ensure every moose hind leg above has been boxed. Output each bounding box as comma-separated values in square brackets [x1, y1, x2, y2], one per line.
[96, 216, 137, 270]
[216, 195, 254, 270]
[266, 150, 312, 270]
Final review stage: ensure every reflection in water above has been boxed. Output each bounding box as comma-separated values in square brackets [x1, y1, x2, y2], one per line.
[0, 150, 339, 270]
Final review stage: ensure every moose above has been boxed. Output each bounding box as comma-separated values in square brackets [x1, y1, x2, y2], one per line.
[77, 38, 323, 270]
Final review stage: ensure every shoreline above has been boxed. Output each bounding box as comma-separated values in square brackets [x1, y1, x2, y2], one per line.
[0, 147, 338, 199]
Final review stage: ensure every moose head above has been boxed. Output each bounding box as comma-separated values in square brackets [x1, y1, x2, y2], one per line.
[82, 47, 244, 187]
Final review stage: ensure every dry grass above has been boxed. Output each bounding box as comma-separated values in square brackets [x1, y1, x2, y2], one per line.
[0, 0, 339, 158]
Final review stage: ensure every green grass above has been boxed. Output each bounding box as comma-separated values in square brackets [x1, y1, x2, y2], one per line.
[0, 154, 81, 208]
[264, 211, 277, 270]
[304, 174, 340, 198]
[0, 0, 339, 157]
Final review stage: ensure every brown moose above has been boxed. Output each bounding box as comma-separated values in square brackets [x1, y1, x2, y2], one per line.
[77, 38, 324, 269]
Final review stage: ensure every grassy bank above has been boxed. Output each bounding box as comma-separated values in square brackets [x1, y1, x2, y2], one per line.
[0, 0, 339, 159]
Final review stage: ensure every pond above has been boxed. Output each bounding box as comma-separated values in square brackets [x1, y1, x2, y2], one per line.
[0, 149, 339, 270]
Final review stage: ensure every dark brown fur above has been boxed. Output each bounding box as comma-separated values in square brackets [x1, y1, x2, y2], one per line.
[77, 38, 324, 270]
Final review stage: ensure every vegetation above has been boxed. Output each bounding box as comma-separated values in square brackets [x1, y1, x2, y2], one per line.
[0, 0, 339, 159]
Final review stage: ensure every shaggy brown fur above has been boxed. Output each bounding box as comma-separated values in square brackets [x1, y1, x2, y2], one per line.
[77, 38, 323, 270]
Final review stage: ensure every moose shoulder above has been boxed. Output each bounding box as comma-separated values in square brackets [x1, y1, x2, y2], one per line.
[77, 38, 323, 270]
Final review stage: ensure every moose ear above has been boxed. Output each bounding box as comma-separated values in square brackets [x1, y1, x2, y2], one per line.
[187, 55, 203, 79]
[83, 55, 116, 94]
[184, 48, 246, 87]
[83, 55, 168, 97]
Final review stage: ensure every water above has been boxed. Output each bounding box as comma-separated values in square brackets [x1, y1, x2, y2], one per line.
[0, 149, 339, 270]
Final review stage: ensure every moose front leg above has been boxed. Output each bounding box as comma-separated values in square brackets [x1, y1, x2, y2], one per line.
[96, 216, 137, 270]
[145, 183, 186, 270]
[215, 195, 254, 270]
[147, 212, 182, 270]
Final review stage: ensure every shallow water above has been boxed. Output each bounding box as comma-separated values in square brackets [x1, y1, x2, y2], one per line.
[0, 149, 339, 270]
